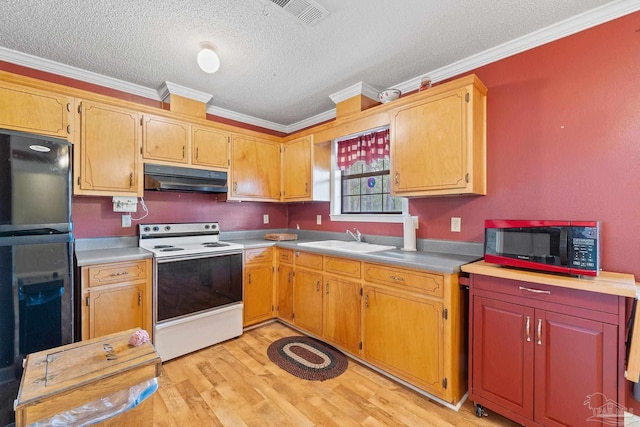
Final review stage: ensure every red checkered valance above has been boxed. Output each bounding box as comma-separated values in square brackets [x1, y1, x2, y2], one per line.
[336, 128, 390, 170]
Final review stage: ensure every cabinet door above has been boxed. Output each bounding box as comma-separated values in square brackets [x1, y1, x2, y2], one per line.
[391, 87, 470, 195]
[243, 264, 274, 326]
[323, 277, 361, 354]
[471, 296, 534, 419]
[277, 263, 294, 322]
[0, 81, 71, 138]
[89, 284, 145, 339]
[534, 310, 618, 427]
[293, 269, 323, 335]
[142, 114, 189, 163]
[192, 125, 229, 169]
[76, 100, 141, 196]
[282, 136, 311, 201]
[230, 135, 281, 200]
[362, 285, 444, 395]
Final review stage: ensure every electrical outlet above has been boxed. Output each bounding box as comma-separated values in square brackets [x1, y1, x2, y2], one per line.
[451, 217, 461, 232]
[263, 214, 269, 224]
[122, 214, 132, 228]
[317, 215, 322, 225]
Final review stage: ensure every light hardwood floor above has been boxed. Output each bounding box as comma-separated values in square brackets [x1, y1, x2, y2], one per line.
[152, 322, 519, 426]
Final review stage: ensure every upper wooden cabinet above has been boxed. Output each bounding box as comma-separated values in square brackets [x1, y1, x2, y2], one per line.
[281, 135, 330, 202]
[74, 100, 142, 196]
[0, 80, 72, 138]
[192, 125, 229, 169]
[142, 114, 190, 164]
[390, 75, 487, 197]
[282, 136, 311, 201]
[229, 134, 281, 201]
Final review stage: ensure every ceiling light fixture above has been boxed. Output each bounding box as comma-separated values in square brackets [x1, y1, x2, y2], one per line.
[197, 42, 220, 73]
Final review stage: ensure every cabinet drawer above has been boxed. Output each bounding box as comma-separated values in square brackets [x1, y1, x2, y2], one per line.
[278, 249, 294, 264]
[471, 274, 620, 315]
[245, 247, 273, 264]
[87, 260, 148, 287]
[363, 263, 444, 297]
[295, 251, 323, 270]
[324, 256, 361, 279]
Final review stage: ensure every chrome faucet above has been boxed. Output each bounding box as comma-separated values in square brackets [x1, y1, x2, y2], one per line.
[346, 228, 362, 242]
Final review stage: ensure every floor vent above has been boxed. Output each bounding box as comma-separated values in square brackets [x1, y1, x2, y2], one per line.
[268, 0, 329, 26]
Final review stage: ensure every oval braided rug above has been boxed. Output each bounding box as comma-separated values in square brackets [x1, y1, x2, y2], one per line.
[267, 336, 348, 381]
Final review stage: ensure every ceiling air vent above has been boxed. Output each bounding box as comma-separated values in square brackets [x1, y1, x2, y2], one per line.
[268, 0, 329, 26]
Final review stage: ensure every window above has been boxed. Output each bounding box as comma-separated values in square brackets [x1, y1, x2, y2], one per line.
[341, 158, 402, 214]
[330, 127, 408, 223]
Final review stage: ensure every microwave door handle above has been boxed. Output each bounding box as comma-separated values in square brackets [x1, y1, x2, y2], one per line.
[559, 228, 568, 265]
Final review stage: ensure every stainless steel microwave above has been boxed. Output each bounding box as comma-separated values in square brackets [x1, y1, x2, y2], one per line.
[484, 220, 600, 276]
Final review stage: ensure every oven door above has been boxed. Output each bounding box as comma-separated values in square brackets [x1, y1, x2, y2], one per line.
[155, 251, 243, 323]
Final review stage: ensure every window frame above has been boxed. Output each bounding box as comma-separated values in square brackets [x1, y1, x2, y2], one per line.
[329, 127, 409, 223]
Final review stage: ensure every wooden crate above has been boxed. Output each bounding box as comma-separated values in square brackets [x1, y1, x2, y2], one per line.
[14, 328, 161, 427]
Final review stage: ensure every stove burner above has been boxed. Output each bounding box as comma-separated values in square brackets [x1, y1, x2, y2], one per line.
[154, 245, 174, 249]
[202, 242, 229, 248]
[160, 247, 184, 252]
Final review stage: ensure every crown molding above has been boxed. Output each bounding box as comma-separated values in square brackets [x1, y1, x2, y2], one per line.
[157, 81, 213, 104]
[329, 81, 380, 104]
[1, 1, 639, 133]
[0, 46, 161, 101]
[391, 0, 640, 94]
[206, 105, 336, 134]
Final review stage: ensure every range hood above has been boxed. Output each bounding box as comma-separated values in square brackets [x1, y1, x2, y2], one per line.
[144, 164, 228, 193]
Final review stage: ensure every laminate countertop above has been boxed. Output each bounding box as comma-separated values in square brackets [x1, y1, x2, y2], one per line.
[75, 247, 153, 267]
[75, 238, 481, 274]
[238, 238, 481, 274]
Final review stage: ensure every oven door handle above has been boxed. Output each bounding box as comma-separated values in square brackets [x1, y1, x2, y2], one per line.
[155, 250, 243, 263]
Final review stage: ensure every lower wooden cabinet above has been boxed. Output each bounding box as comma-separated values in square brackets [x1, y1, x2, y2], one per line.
[293, 268, 323, 336]
[276, 249, 294, 322]
[363, 284, 444, 395]
[79, 259, 152, 340]
[324, 276, 361, 355]
[243, 247, 275, 327]
[469, 273, 621, 426]
[275, 249, 466, 405]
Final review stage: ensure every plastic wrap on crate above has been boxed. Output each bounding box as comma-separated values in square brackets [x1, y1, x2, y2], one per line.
[29, 378, 158, 427]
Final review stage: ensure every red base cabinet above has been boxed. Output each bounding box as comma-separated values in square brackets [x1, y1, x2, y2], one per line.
[469, 274, 623, 427]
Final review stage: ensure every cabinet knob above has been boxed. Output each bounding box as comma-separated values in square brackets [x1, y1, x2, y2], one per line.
[196, 147, 199, 160]
[316, 280, 320, 292]
[129, 172, 134, 187]
[326, 282, 329, 294]
[525, 316, 531, 342]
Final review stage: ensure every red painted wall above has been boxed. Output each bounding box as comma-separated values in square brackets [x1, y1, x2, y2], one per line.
[289, 12, 640, 281]
[73, 193, 288, 238]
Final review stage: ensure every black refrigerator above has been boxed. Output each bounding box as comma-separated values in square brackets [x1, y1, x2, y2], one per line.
[0, 129, 73, 427]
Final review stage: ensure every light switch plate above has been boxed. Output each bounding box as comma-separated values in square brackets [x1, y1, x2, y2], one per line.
[122, 214, 132, 227]
[263, 214, 269, 224]
[317, 215, 322, 225]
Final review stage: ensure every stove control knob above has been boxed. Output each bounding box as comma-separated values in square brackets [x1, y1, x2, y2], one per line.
[143, 226, 151, 232]
[204, 224, 210, 229]
[165, 226, 171, 231]
[152, 226, 160, 232]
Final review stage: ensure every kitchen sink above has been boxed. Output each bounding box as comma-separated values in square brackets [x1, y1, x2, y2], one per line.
[297, 240, 396, 253]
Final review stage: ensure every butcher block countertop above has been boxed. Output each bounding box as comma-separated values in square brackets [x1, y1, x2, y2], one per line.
[462, 260, 636, 298]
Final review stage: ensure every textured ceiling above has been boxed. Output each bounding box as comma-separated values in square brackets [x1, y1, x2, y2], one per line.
[0, 0, 635, 130]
